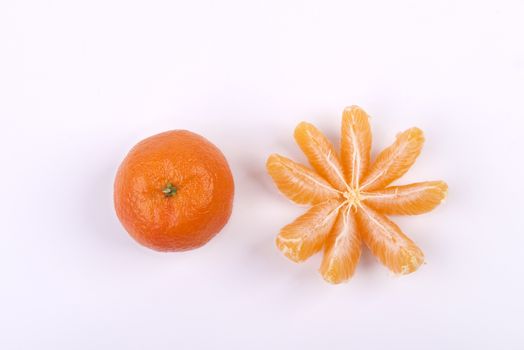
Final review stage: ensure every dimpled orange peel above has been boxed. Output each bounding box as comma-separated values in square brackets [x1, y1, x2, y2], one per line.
[114, 130, 234, 252]
[266, 106, 447, 284]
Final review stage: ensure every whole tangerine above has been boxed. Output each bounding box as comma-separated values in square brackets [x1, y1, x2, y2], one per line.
[114, 130, 234, 251]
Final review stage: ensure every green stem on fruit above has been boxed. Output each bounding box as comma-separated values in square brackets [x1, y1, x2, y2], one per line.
[162, 183, 177, 197]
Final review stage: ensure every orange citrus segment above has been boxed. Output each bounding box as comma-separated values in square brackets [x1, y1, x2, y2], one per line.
[276, 199, 341, 262]
[266, 106, 446, 283]
[360, 128, 424, 191]
[319, 206, 361, 284]
[294, 122, 348, 192]
[362, 181, 448, 215]
[357, 204, 424, 274]
[341, 106, 372, 188]
[266, 154, 341, 205]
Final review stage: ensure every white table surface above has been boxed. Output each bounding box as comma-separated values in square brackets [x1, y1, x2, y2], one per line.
[1, 0, 523, 349]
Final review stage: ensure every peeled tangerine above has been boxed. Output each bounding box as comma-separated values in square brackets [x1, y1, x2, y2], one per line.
[266, 106, 447, 284]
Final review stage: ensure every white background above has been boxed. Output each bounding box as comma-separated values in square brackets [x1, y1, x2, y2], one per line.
[1, 0, 523, 349]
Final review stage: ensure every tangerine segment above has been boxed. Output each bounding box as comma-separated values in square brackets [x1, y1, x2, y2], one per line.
[357, 204, 424, 274]
[341, 106, 372, 188]
[360, 128, 424, 191]
[319, 206, 362, 284]
[276, 200, 341, 262]
[361, 181, 448, 215]
[266, 154, 341, 205]
[294, 122, 348, 192]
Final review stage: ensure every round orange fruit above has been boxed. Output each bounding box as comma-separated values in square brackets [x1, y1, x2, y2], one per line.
[114, 130, 234, 251]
